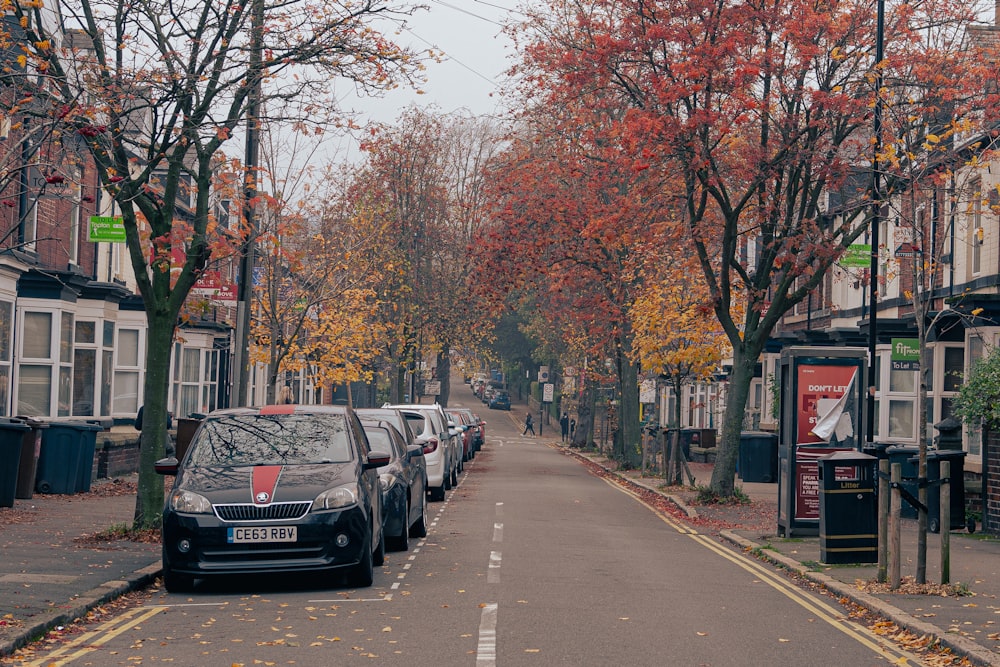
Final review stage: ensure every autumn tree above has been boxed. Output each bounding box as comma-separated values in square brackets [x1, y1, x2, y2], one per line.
[633, 256, 729, 483]
[2, 0, 422, 527]
[510, 0, 999, 496]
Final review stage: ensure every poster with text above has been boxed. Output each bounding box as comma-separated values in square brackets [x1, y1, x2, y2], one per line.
[796, 364, 859, 446]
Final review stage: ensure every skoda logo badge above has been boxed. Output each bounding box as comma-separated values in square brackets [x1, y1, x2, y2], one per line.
[255, 491, 270, 503]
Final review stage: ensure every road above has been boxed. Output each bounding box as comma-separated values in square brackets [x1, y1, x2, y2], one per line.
[14, 385, 923, 666]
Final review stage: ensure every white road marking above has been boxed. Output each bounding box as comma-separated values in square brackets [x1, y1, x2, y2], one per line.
[488, 550, 501, 584]
[493, 522, 503, 542]
[476, 602, 498, 666]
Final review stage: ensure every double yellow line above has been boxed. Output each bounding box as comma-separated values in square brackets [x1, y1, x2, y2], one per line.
[604, 476, 916, 665]
[21, 606, 166, 667]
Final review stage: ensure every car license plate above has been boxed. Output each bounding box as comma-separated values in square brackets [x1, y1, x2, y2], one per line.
[227, 526, 297, 543]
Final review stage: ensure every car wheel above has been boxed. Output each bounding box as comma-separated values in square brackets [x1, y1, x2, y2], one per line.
[348, 532, 375, 588]
[373, 523, 386, 566]
[451, 465, 459, 487]
[388, 505, 409, 552]
[444, 468, 453, 490]
[429, 484, 445, 501]
[410, 490, 428, 538]
[163, 568, 194, 594]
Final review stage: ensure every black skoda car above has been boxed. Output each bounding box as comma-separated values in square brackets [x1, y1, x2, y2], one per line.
[155, 405, 389, 592]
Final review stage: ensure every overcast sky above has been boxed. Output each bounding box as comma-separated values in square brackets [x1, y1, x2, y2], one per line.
[347, 0, 524, 124]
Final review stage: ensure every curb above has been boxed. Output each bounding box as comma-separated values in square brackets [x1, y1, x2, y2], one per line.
[718, 531, 998, 667]
[0, 562, 162, 659]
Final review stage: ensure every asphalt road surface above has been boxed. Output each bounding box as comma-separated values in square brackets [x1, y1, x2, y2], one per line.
[14, 386, 922, 666]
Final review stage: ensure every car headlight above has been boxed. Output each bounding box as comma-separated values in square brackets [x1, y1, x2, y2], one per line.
[168, 489, 212, 514]
[313, 483, 359, 511]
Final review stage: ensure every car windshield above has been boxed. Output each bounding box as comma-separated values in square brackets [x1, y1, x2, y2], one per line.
[186, 413, 354, 467]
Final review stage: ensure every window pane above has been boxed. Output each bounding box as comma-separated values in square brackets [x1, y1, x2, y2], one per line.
[101, 350, 113, 415]
[179, 384, 199, 418]
[888, 368, 915, 393]
[75, 320, 95, 345]
[17, 365, 51, 415]
[60, 312, 73, 363]
[112, 371, 139, 414]
[103, 321, 114, 347]
[888, 400, 914, 439]
[58, 366, 71, 416]
[0, 300, 12, 361]
[23, 312, 52, 359]
[0, 366, 8, 417]
[119, 329, 139, 366]
[73, 349, 96, 416]
[943, 347, 964, 392]
[182, 348, 199, 382]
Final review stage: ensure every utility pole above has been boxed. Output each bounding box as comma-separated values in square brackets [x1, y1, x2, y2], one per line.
[231, 0, 265, 407]
[866, 0, 885, 445]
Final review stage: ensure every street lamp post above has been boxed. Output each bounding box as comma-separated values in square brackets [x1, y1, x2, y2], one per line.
[866, 0, 885, 445]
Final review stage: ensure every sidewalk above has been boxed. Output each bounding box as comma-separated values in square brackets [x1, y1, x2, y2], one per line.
[0, 476, 161, 659]
[571, 447, 1000, 666]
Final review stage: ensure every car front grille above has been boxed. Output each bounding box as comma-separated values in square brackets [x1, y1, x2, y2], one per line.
[213, 501, 312, 522]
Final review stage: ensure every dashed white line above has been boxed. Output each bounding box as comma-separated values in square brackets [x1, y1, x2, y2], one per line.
[476, 602, 498, 666]
[488, 550, 501, 584]
[493, 522, 503, 542]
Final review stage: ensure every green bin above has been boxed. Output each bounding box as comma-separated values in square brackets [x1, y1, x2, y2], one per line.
[739, 431, 779, 483]
[36, 421, 103, 494]
[0, 418, 30, 507]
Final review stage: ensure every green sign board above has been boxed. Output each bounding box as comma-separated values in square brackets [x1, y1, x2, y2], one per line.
[88, 216, 126, 243]
[839, 244, 871, 268]
[891, 338, 920, 371]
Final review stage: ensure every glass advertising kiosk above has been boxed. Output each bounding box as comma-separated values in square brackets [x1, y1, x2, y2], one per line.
[777, 346, 867, 537]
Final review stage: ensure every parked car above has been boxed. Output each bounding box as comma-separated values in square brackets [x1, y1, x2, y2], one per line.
[154, 404, 389, 592]
[360, 419, 428, 551]
[446, 409, 474, 462]
[489, 390, 511, 410]
[449, 407, 485, 453]
[382, 403, 457, 501]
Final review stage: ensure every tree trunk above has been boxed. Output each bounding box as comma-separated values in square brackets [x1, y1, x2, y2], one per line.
[133, 310, 175, 530]
[438, 345, 451, 407]
[617, 355, 641, 468]
[710, 351, 756, 496]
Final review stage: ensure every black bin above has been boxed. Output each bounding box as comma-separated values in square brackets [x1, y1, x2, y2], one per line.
[916, 449, 967, 534]
[175, 416, 204, 463]
[885, 445, 919, 519]
[739, 431, 779, 483]
[818, 450, 877, 564]
[36, 421, 103, 494]
[0, 418, 30, 507]
[14, 416, 48, 499]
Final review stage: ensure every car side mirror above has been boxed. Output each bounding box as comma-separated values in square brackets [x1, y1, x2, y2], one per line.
[365, 451, 391, 469]
[154, 457, 180, 476]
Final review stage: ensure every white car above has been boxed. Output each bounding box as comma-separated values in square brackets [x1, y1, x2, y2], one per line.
[383, 403, 457, 501]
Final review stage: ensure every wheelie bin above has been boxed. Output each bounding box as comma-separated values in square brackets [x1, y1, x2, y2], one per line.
[36, 421, 104, 494]
[739, 431, 779, 483]
[15, 417, 48, 499]
[0, 418, 30, 507]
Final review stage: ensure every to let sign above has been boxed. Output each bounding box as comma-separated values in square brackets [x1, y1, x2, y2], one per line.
[891, 338, 920, 371]
[87, 216, 126, 243]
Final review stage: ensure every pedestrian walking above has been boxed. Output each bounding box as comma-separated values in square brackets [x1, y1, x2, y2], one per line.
[523, 412, 535, 436]
[277, 385, 295, 404]
[560, 413, 570, 442]
[569, 418, 576, 442]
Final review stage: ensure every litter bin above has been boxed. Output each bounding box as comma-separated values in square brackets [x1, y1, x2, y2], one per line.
[0, 418, 30, 507]
[818, 450, 878, 564]
[885, 445, 919, 519]
[36, 421, 104, 494]
[14, 416, 48, 499]
[739, 431, 779, 483]
[917, 449, 967, 534]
